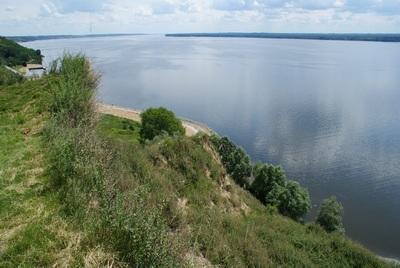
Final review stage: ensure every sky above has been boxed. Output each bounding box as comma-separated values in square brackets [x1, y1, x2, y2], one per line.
[1, 0, 400, 36]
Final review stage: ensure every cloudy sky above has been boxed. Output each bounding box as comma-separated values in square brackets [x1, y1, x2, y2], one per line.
[1, 0, 400, 35]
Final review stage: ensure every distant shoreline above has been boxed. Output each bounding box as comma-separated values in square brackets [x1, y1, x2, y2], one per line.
[6, 32, 400, 43]
[6, 33, 145, 43]
[166, 33, 400, 43]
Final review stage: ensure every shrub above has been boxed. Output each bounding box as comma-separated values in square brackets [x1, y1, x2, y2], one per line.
[140, 107, 184, 142]
[270, 181, 311, 221]
[211, 136, 311, 220]
[251, 164, 286, 203]
[316, 196, 344, 233]
[109, 189, 177, 267]
[48, 54, 98, 127]
[250, 164, 311, 221]
[211, 136, 251, 187]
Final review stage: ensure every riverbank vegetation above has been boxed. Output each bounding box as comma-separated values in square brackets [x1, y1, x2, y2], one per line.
[0, 53, 394, 267]
[317, 197, 345, 233]
[211, 136, 311, 222]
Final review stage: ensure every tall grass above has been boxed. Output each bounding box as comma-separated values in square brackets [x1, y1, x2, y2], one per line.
[48, 54, 98, 127]
[44, 54, 178, 266]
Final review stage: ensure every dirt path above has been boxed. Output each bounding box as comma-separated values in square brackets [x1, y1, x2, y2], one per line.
[97, 103, 213, 137]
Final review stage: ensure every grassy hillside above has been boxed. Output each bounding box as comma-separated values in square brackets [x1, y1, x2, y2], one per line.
[0, 55, 394, 267]
[0, 66, 23, 86]
[0, 37, 42, 66]
[0, 37, 42, 85]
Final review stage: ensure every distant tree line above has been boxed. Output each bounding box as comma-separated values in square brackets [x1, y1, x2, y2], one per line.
[166, 33, 400, 42]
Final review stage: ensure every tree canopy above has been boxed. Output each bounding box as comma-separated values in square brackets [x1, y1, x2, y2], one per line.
[211, 135, 311, 221]
[316, 196, 344, 233]
[251, 164, 286, 202]
[140, 107, 185, 142]
[211, 136, 252, 188]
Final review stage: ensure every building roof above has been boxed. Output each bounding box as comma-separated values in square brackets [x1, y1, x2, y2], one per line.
[26, 64, 45, 70]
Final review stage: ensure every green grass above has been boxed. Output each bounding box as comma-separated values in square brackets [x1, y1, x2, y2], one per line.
[0, 66, 23, 86]
[0, 78, 91, 267]
[97, 114, 141, 144]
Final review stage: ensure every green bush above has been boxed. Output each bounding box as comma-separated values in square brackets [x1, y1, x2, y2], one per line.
[251, 164, 311, 220]
[105, 188, 177, 267]
[211, 136, 311, 221]
[48, 54, 98, 127]
[211, 136, 251, 187]
[140, 107, 184, 142]
[251, 164, 286, 202]
[269, 180, 311, 221]
[316, 196, 344, 233]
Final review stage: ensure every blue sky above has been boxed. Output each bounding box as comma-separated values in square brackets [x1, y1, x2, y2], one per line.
[1, 0, 399, 35]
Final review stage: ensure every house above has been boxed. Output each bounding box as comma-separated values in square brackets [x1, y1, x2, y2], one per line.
[25, 64, 46, 78]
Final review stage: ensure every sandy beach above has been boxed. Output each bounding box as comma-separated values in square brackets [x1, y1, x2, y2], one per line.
[97, 103, 213, 137]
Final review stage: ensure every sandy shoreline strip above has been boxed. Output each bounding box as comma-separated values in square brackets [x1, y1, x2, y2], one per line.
[97, 103, 213, 137]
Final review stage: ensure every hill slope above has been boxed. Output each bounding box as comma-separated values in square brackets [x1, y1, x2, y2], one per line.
[0, 37, 42, 66]
[0, 55, 394, 267]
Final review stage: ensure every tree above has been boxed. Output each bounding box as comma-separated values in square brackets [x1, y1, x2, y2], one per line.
[250, 164, 286, 203]
[274, 181, 311, 221]
[230, 150, 252, 188]
[316, 196, 344, 233]
[140, 107, 185, 142]
[212, 136, 251, 187]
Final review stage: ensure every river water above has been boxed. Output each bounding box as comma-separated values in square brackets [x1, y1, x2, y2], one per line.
[25, 35, 400, 259]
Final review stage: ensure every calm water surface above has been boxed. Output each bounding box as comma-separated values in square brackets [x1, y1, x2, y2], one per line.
[25, 35, 400, 259]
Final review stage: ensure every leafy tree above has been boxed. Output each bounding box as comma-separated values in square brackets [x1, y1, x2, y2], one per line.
[273, 181, 311, 221]
[316, 196, 344, 233]
[212, 136, 311, 221]
[211, 136, 251, 187]
[250, 164, 286, 203]
[230, 150, 252, 188]
[140, 107, 184, 142]
[265, 182, 286, 206]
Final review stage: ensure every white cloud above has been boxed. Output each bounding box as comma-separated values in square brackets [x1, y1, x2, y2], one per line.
[0, 0, 399, 35]
[5, 6, 15, 12]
